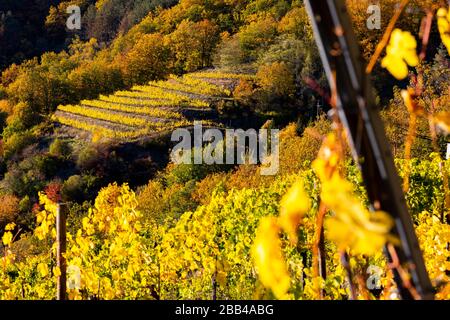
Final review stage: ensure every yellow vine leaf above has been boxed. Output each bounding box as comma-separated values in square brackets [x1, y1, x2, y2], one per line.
[322, 174, 396, 255]
[37, 263, 49, 278]
[252, 217, 290, 299]
[437, 7, 450, 54]
[5, 223, 16, 231]
[2, 232, 13, 246]
[34, 192, 58, 241]
[433, 111, 450, 135]
[279, 181, 310, 244]
[53, 267, 61, 277]
[312, 133, 340, 181]
[381, 29, 419, 80]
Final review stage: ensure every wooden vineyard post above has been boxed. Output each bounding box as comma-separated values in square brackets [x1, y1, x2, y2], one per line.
[56, 203, 67, 300]
[304, 0, 434, 299]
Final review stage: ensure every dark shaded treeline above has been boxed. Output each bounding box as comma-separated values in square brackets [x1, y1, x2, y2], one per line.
[0, 0, 177, 70]
[0, 0, 62, 69]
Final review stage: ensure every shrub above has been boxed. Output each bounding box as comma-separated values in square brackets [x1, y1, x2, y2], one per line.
[192, 172, 227, 205]
[0, 100, 13, 114]
[61, 174, 99, 203]
[213, 32, 245, 69]
[243, 0, 291, 19]
[76, 145, 101, 172]
[169, 180, 199, 218]
[0, 157, 46, 197]
[137, 180, 171, 224]
[137, 178, 200, 224]
[0, 194, 20, 227]
[233, 79, 256, 104]
[277, 6, 312, 39]
[34, 155, 61, 179]
[49, 139, 72, 159]
[7, 102, 40, 130]
[0, 87, 7, 100]
[61, 175, 85, 203]
[238, 15, 278, 61]
[225, 164, 269, 190]
[16, 196, 34, 227]
[66, 201, 92, 234]
[44, 181, 63, 203]
[256, 62, 295, 97]
[257, 34, 312, 88]
[2, 131, 35, 160]
[0, 100, 12, 132]
[165, 157, 230, 186]
[381, 88, 433, 158]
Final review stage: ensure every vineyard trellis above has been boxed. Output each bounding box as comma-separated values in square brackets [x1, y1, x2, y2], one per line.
[304, 0, 434, 299]
[53, 72, 243, 139]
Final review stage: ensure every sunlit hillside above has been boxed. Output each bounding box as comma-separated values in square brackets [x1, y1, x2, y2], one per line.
[0, 0, 449, 302]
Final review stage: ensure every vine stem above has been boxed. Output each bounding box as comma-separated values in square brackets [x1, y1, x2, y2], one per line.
[312, 202, 327, 298]
[340, 251, 357, 300]
[356, 273, 371, 300]
[419, 10, 434, 60]
[386, 244, 421, 300]
[366, 0, 410, 74]
[403, 112, 417, 192]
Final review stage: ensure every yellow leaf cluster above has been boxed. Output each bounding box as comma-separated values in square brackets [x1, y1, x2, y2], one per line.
[63, 183, 154, 300]
[313, 134, 396, 255]
[2, 231, 13, 246]
[279, 181, 311, 244]
[437, 7, 450, 54]
[322, 174, 396, 255]
[251, 177, 311, 298]
[37, 263, 49, 278]
[312, 133, 340, 181]
[1, 222, 15, 246]
[415, 211, 450, 295]
[251, 217, 290, 299]
[381, 29, 419, 80]
[34, 192, 58, 241]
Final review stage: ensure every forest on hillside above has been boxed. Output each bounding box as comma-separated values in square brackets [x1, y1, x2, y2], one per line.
[0, 0, 449, 301]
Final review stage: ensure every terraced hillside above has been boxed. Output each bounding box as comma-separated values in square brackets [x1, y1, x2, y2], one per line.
[53, 71, 255, 141]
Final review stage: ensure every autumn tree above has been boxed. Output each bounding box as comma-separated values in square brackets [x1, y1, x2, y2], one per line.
[256, 61, 296, 97]
[213, 32, 245, 68]
[169, 19, 220, 72]
[278, 6, 312, 40]
[195, 20, 221, 68]
[68, 58, 124, 99]
[123, 33, 171, 84]
[238, 14, 278, 61]
[6, 53, 76, 116]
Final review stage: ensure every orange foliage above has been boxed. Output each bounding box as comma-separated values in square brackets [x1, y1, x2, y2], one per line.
[168, 19, 219, 72]
[278, 7, 311, 38]
[44, 181, 63, 203]
[0, 195, 20, 227]
[256, 62, 295, 96]
[123, 33, 171, 84]
[233, 79, 255, 101]
[0, 100, 13, 115]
